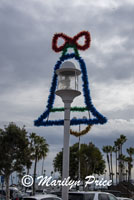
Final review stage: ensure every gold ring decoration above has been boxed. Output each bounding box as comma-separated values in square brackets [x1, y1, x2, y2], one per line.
[70, 124, 92, 137]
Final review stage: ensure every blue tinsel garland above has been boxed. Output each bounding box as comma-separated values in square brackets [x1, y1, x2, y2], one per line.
[34, 53, 107, 126]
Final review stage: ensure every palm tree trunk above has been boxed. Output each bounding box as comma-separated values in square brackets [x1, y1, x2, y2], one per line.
[128, 166, 131, 182]
[107, 154, 111, 179]
[25, 168, 30, 193]
[5, 174, 10, 200]
[119, 147, 123, 182]
[110, 152, 113, 182]
[128, 156, 132, 182]
[115, 151, 117, 185]
[33, 155, 37, 195]
[27, 168, 30, 175]
[42, 158, 44, 175]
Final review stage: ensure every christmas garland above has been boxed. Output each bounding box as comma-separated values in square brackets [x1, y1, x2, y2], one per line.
[70, 125, 92, 137]
[34, 53, 107, 126]
[52, 31, 91, 52]
[34, 31, 107, 127]
[50, 107, 88, 112]
[61, 43, 80, 57]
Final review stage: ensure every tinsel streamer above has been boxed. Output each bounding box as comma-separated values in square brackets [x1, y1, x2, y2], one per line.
[34, 53, 107, 127]
[52, 31, 91, 52]
[70, 125, 92, 137]
[50, 107, 88, 112]
[61, 44, 79, 57]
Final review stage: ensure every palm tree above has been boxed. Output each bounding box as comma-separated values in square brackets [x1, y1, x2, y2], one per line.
[30, 133, 49, 195]
[126, 147, 134, 182]
[109, 146, 115, 183]
[118, 154, 127, 182]
[116, 135, 127, 182]
[114, 139, 120, 185]
[102, 146, 111, 179]
[119, 135, 127, 154]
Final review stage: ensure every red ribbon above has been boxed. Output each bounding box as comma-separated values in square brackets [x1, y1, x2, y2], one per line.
[52, 31, 91, 52]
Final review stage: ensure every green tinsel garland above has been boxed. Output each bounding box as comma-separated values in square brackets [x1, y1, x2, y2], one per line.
[50, 107, 88, 112]
[61, 44, 80, 57]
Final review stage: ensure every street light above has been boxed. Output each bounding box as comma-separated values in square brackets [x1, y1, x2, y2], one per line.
[55, 61, 81, 200]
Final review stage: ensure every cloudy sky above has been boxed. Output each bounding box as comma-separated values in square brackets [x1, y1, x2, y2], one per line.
[0, 0, 134, 178]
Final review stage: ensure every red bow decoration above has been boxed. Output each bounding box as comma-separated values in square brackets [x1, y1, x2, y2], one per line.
[52, 31, 91, 52]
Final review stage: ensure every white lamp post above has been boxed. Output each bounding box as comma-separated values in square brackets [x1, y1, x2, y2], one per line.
[55, 61, 81, 200]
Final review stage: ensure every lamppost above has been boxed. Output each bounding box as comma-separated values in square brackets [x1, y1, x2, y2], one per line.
[55, 61, 81, 200]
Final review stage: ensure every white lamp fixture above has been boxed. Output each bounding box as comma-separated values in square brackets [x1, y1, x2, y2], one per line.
[56, 61, 81, 102]
[55, 61, 81, 200]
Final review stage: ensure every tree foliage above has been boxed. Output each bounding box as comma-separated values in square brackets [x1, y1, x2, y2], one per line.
[53, 142, 105, 180]
[0, 123, 32, 175]
[0, 123, 32, 200]
[29, 132, 49, 195]
[126, 147, 134, 181]
[53, 143, 79, 179]
[102, 145, 113, 180]
[80, 143, 105, 179]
